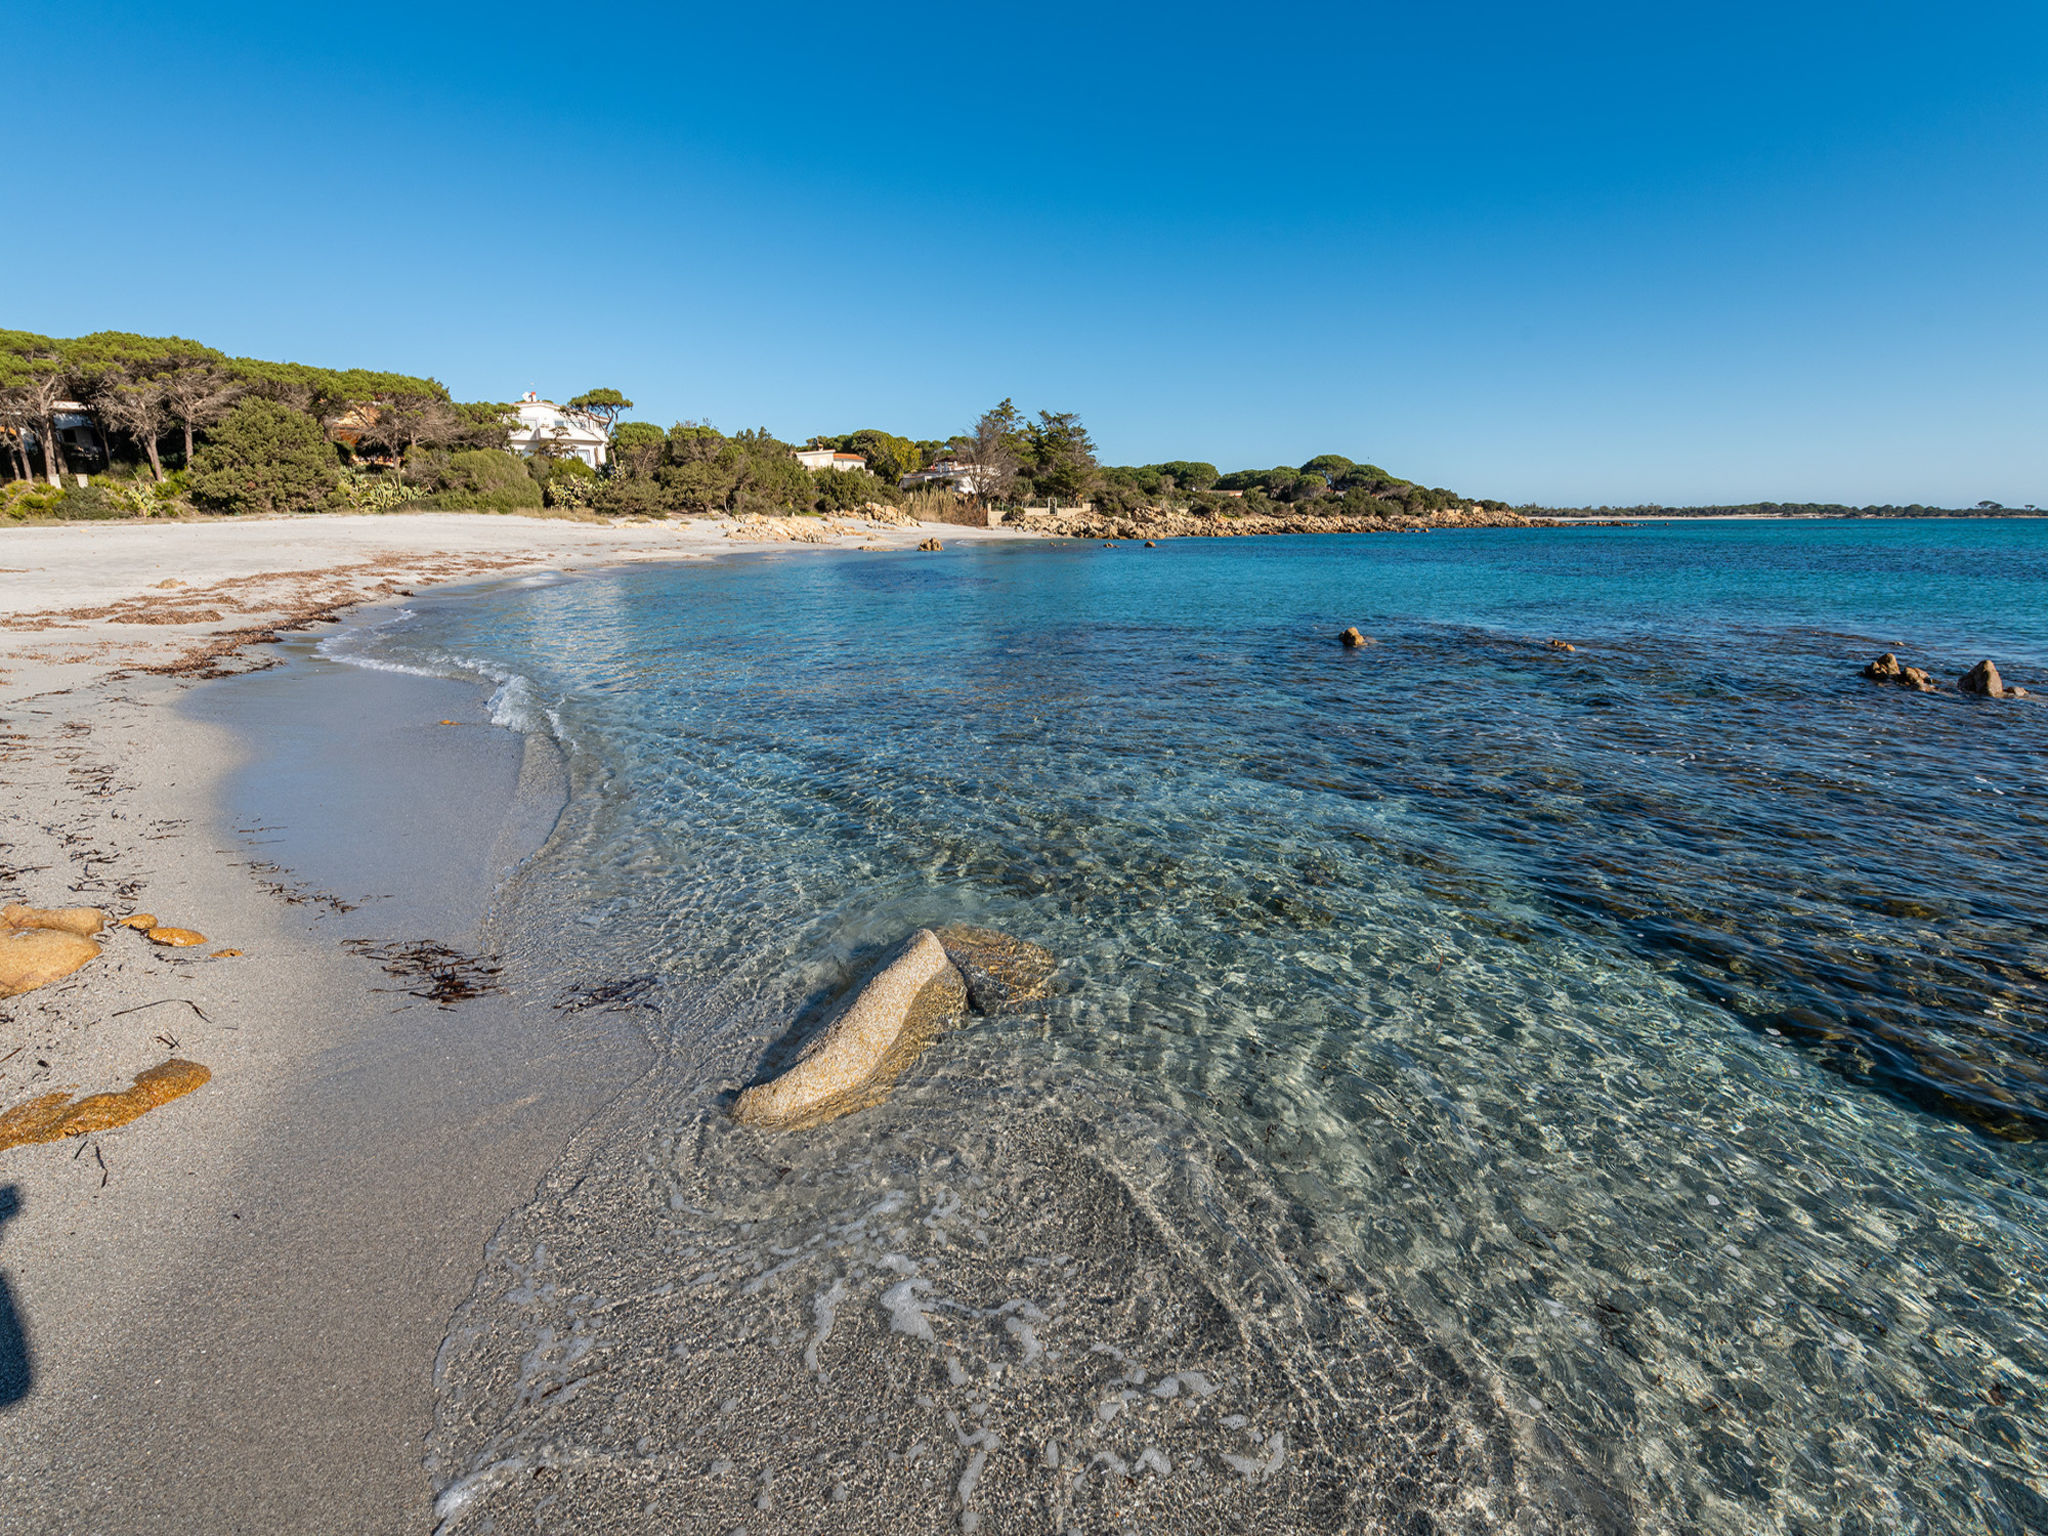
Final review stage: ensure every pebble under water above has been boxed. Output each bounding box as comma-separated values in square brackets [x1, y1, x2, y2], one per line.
[326, 521, 2048, 1534]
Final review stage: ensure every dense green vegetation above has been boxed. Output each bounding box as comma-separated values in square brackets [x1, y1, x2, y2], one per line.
[3, 327, 1508, 521]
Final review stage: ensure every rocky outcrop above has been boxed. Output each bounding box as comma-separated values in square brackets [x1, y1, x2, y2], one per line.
[917, 536, 944, 551]
[1, 904, 104, 936]
[733, 926, 1059, 1131]
[1862, 653, 1903, 680]
[733, 931, 968, 1131]
[1012, 503, 1548, 543]
[1548, 639, 1576, 653]
[1898, 666, 1937, 692]
[1862, 653, 1937, 691]
[0, 1059, 211, 1150]
[1338, 627, 1366, 649]
[931, 925, 1058, 1012]
[0, 928, 101, 997]
[1960, 660, 2005, 697]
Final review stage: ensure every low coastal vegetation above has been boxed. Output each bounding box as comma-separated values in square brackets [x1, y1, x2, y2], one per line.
[6, 330, 2023, 529]
[2, 330, 1505, 528]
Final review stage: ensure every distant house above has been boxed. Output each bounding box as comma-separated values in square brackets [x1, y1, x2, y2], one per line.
[508, 392, 608, 469]
[898, 458, 992, 495]
[793, 448, 869, 473]
[19, 402, 109, 471]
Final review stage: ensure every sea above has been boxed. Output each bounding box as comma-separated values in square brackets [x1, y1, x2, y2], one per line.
[318, 519, 2048, 1534]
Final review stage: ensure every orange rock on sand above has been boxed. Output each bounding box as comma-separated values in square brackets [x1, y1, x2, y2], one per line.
[146, 927, 207, 948]
[2, 903, 105, 936]
[0, 928, 101, 997]
[0, 1059, 212, 1151]
[209, 949, 244, 959]
[119, 913, 158, 930]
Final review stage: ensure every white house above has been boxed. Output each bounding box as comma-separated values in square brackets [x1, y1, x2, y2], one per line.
[793, 448, 869, 472]
[898, 458, 993, 495]
[507, 392, 608, 468]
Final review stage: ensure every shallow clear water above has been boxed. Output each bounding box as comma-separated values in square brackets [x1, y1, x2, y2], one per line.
[334, 522, 2048, 1533]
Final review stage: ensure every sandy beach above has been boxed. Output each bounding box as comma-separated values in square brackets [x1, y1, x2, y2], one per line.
[0, 511, 1026, 1532]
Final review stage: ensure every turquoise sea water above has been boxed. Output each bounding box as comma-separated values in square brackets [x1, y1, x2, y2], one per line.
[332, 521, 2048, 1533]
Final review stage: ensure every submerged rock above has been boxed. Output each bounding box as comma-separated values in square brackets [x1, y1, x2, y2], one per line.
[733, 930, 968, 1131]
[1898, 666, 1937, 693]
[1862, 653, 1902, 680]
[1548, 639, 1576, 653]
[145, 926, 207, 947]
[0, 1059, 211, 1151]
[2, 904, 105, 936]
[932, 925, 1059, 1011]
[0, 928, 101, 997]
[1338, 627, 1366, 649]
[1960, 659, 2006, 697]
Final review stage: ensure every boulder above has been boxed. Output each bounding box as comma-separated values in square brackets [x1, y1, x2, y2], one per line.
[1145, 540, 1157, 547]
[145, 926, 207, 947]
[0, 929, 101, 997]
[1899, 666, 1937, 693]
[917, 536, 944, 552]
[1959, 660, 2005, 697]
[1338, 627, 1366, 649]
[932, 925, 1059, 1012]
[732, 930, 968, 1131]
[1547, 639, 1576, 653]
[119, 913, 158, 930]
[1862, 653, 1902, 680]
[1, 904, 105, 936]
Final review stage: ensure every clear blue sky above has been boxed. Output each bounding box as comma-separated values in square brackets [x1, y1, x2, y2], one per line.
[8, 2, 2044, 505]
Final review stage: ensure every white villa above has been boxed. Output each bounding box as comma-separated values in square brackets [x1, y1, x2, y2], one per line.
[898, 458, 993, 495]
[508, 392, 608, 468]
[793, 447, 869, 472]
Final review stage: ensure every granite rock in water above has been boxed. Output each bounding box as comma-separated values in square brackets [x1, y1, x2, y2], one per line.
[0, 928, 101, 997]
[1898, 666, 1937, 693]
[732, 930, 968, 1132]
[1862, 652, 1902, 680]
[1338, 627, 1366, 649]
[1548, 639, 1576, 653]
[917, 536, 943, 551]
[2, 904, 105, 936]
[1959, 659, 2005, 697]
[933, 924, 1059, 1012]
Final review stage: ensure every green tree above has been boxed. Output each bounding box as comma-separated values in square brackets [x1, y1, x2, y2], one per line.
[0, 331, 76, 486]
[417, 449, 543, 511]
[569, 388, 633, 439]
[1154, 460, 1218, 492]
[1299, 453, 1354, 485]
[1027, 409, 1098, 503]
[188, 398, 340, 514]
[839, 428, 919, 483]
[611, 420, 667, 480]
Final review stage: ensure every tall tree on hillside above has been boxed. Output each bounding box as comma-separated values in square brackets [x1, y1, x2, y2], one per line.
[353, 389, 461, 468]
[1027, 409, 1098, 504]
[569, 388, 633, 440]
[610, 420, 667, 480]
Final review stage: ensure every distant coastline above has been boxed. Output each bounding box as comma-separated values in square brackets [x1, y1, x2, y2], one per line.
[1527, 501, 2040, 520]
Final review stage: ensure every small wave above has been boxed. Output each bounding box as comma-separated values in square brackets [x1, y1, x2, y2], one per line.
[319, 620, 569, 742]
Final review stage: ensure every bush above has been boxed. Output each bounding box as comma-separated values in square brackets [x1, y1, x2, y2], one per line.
[591, 475, 668, 518]
[188, 398, 341, 514]
[419, 450, 543, 511]
[543, 457, 597, 509]
[811, 467, 889, 512]
[338, 466, 424, 513]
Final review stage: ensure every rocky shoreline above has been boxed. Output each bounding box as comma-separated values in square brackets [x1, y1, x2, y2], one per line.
[1003, 504, 1632, 540]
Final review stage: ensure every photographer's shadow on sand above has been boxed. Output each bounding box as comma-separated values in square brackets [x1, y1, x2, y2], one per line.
[0, 1184, 31, 1407]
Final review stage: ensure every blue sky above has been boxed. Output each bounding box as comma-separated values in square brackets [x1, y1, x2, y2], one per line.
[8, 2, 2044, 505]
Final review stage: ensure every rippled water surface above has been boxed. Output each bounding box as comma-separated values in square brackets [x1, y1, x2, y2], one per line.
[338, 522, 2048, 1533]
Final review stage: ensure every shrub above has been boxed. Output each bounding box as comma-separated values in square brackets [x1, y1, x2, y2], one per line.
[591, 475, 668, 518]
[188, 398, 341, 514]
[3, 480, 71, 520]
[419, 450, 543, 511]
[338, 466, 423, 513]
